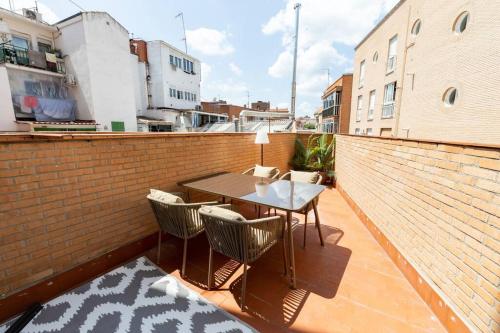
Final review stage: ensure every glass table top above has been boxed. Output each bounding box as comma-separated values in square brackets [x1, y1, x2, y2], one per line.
[180, 172, 326, 212]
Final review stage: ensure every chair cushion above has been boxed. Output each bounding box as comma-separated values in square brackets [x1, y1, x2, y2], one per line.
[148, 189, 184, 204]
[253, 165, 276, 178]
[290, 170, 319, 184]
[199, 205, 246, 221]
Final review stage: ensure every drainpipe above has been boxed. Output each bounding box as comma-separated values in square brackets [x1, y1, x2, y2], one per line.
[393, 5, 412, 137]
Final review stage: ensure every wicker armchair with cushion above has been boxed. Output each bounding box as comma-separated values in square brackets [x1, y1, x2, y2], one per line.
[279, 171, 324, 247]
[199, 204, 287, 310]
[147, 189, 219, 277]
[242, 165, 280, 179]
[242, 165, 280, 216]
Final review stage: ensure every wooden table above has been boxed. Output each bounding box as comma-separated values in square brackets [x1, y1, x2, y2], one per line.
[179, 172, 326, 288]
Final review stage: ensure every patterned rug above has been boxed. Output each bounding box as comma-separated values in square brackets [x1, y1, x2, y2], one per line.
[0, 257, 256, 333]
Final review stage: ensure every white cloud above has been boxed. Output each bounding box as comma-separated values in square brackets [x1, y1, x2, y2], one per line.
[186, 28, 234, 56]
[201, 78, 248, 105]
[262, 0, 398, 47]
[296, 101, 315, 117]
[0, 0, 59, 23]
[201, 62, 212, 84]
[264, 0, 397, 97]
[229, 62, 242, 76]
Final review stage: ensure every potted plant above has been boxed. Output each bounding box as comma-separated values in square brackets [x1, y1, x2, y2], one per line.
[290, 134, 336, 185]
[308, 134, 335, 184]
[290, 135, 316, 171]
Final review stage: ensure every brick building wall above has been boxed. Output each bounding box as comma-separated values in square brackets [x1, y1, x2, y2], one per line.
[200, 102, 246, 120]
[0, 132, 296, 297]
[351, 0, 500, 144]
[335, 134, 499, 332]
[339, 74, 352, 134]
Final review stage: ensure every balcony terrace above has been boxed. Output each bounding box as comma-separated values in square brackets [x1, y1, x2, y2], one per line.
[0, 42, 65, 75]
[0, 132, 497, 333]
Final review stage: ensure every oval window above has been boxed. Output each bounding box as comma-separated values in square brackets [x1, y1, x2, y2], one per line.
[443, 88, 457, 107]
[372, 51, 378, 63]
[453, 12, 469, 33]
[411, 19, 421, 36]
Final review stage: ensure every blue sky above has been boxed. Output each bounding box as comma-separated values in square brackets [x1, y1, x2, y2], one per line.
[1, 0, 398, 116]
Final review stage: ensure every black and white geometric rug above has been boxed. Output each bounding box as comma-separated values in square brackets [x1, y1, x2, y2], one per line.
[0, 257, 256, 333]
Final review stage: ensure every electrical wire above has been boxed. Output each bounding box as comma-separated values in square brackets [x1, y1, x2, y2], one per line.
[66, 0, 85, 11]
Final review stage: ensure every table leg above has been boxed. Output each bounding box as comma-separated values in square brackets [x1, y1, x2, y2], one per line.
[312, 200, 324, 246]
[286, 211, 296, 289]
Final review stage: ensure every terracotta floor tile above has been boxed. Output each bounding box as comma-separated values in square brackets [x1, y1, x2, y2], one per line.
[145, 188, 446, 332]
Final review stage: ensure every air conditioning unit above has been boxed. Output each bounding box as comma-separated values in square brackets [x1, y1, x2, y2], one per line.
[64, 74, 77, 86]
[22, 9, 43, 22]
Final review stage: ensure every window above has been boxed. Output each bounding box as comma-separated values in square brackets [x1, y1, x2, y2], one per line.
[387, 35, 398, 73]
[380, 128, 392, 137]
[355, 128, 361, 135]
[382, 82, 396, 118]
[169, 55, 174, 65]
[185, 91, 190, 100]
[372, 51, 378, 63]
[177, 90, 183, 99]
[175, 57, 182, 68]
[366, 128, 373, 136]
[411, 19, 422, 36]
[368, 90, 376, 120]
[193, 94, 196, 101]
[356, 95, 363, 121]
[359, 60, 365, 87]
[443, 87, 457, 107]
[453, 12, 469, 34]
[11, 36, 29, 50]
[111, 121, 125, 132]
[37, 41, 52, 53]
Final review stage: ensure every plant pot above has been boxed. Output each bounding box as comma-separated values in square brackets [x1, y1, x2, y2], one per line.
[318, 171, 327, 185]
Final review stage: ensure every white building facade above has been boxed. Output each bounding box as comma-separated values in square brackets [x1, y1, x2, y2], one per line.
[147, 40, 200, 110]
[55, 12, 137, 131]
[0, 8, 138, 132]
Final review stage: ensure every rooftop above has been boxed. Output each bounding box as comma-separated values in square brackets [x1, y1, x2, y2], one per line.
[0, 132, 494, 333]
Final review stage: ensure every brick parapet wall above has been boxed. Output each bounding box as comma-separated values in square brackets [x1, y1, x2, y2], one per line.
[335, 134, 499, 332]
[0, 132, 296, 296]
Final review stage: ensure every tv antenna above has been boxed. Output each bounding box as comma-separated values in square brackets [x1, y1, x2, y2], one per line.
[175, 12, 188, 54]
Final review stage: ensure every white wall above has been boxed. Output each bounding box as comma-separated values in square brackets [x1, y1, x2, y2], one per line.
[130, 54, 148, 115]
[0, 66, 19, 131]
[83, 12, 137, 131]
[147, 40, 201, 110]
[56, 12, 137, 131]
[54, 15, 93, 121]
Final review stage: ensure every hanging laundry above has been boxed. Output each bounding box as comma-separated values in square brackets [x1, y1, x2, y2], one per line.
[45, 52, 57, 63]
[24, 95, 39, 109]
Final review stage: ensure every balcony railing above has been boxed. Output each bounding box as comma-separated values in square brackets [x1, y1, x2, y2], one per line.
[382, 103, 395, 118]
[322, 105, 340, 118]
[0, 42, 65, 74]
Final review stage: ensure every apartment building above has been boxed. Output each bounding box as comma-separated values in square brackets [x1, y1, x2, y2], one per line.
[56, 12, 138, 132]
[320, 74, 352, 134]
[350, 0, 500, 144]
[0, 8, 138, 132]
[251, 100, 270, 111]
[147, 40, 200, 110]
[0, 8, 80, 131]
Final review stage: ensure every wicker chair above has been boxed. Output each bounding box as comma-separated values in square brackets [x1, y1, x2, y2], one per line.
[199, 204, 286, 310]
[242, 166, 280, 179]
[279, 171, 324, 248]
[148, 191, 219, 277]
[242, 166, 280, 216]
